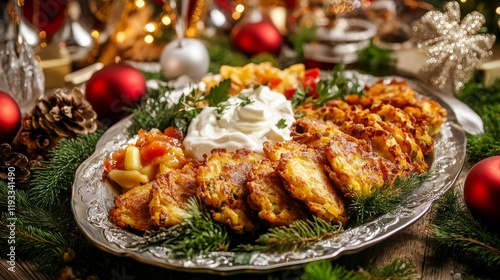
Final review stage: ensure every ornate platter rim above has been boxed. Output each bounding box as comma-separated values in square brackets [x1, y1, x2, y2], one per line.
[71, 74, 466, 275]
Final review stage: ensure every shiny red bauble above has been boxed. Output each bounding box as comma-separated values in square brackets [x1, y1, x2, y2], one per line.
[85, 63, 147, 124]
[22, 0, 67, 41]
[0, 91, 22, 144]
[231, 20, 283, 55]
[463, 156, 500, 224]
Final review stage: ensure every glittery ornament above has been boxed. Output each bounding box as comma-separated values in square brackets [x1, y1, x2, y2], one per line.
[411, 1, 496, 93]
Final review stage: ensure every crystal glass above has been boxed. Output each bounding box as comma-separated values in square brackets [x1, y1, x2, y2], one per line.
[0, 0, 44, 115]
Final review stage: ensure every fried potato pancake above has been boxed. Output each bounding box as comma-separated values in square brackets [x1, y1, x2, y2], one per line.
[326, 132, 399, 198]
[247, 158, 308, 227]
[110, 182, 155, 231]
[197, 148, 263, 234]
[364, 79, 446, 136]
[149, 163, 199, 228]
[340, 112, 416, 176]
[267, 142, 348, 225]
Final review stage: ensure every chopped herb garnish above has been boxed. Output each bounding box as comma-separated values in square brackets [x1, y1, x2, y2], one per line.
[276, 118, 288, 129]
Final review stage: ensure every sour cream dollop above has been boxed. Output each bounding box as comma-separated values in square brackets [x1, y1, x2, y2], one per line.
[183, 86, 295, 161]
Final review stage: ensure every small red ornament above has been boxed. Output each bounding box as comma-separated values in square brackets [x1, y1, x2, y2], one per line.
[22, 0, 67, 41]
[463, 156, 500, 224]
[0, 91, 22, 144]
[232, 20, 283, 55]
[85, 63, 147, 124]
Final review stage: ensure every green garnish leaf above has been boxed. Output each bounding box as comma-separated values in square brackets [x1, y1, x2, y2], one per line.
[276, 118, 288, 129]
[206, 78, 231, 107]
[238, 95, 254, 107]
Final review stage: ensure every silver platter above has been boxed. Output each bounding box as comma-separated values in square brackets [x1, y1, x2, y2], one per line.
[71, 73, 466, 275]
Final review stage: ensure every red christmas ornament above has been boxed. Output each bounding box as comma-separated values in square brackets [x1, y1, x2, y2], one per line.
[85, 63, 147, 124]
[463, 156, 500, 224]
[22, 0, 68, 41]
[232, 20, 283, 55]
[0, 91, 22, 144]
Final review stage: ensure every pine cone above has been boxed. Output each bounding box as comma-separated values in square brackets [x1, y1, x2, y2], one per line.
[14, 87, 98, 158]
[0, 143, 40, 187]
[33, 87, 98, 138]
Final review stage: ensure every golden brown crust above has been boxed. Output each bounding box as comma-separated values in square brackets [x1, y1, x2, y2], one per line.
[110, 182, 155, 231]
[246, 158, 308, 227]
[325, 133, 398, 198]
[149, 163, 199, 228]
[267, 141, 348, 225]
[197, 148, 263, 234]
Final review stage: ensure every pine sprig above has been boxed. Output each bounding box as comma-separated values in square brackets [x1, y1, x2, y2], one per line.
[29, 131, 104, 209]
[428, 188, 500, 273]
[300, 260, 363, 280]
[0, 221, 70, 273]
[366, 259, 415, 279]
[127, 197, 230, 259]
[349, 173, 431, 225]
[457, 77, 500, 163]
[129, 79, 232, 135]
[278, 259, 415, 280]
[237, 216, 342, 253]
[356, 41, 397, 77]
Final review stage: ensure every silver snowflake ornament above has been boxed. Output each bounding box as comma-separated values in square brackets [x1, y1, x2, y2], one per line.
[411, 1, 496, 93]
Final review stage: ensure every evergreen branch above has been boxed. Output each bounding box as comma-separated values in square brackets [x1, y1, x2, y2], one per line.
[129, 78, 233, 135]
[428, 188, 500, 273]
[355, 41, 397, 77]
[127, 85, 178, 134]
[458, 77, 500, 163]
[288, 25, 318, 60]
[365, 259, 415, 279]
[237, 216, 342, 253]
[283, 259, 415, 280]
[127, 197, 230, 259]
[300, 260, 364, 280]
[0, 219, 69, 273]
[28, 131, 104, 209]
[349, 173, 431, 225]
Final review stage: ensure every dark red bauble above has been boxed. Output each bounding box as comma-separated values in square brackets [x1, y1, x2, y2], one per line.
[0, 91, 22, 144]
[85, 63, 147, 124]
[22, 0, 68, 41]
[463, 156, 500, 224]
[232, 20, 283, 55]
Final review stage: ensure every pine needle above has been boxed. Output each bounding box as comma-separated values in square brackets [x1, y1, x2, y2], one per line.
[356, 41, 397, 77]
[457, 77, 500, 163]
[349, 173, 431, 225]
[128, 79, 232, 135]
[428, 189, 500, 273]
[29, 131, 104, 209]
[127, 197, 230, 259]
[301, 260, 363, 280]
[296, 259, 415, 280]
[237, 217, 342, 253]
[366, 259, 415, 279]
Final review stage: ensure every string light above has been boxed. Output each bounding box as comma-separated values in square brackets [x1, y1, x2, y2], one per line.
[90, 30, 100, 39]
[116, 31, 126, 44]
[145, 23, 156, 33]
[135, 0, 145, 8]
[144, 34, 154, 44]
[161, 15, 172, 26]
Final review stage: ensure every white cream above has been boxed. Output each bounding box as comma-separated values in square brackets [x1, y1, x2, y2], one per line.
[183, 86, 295, 161]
